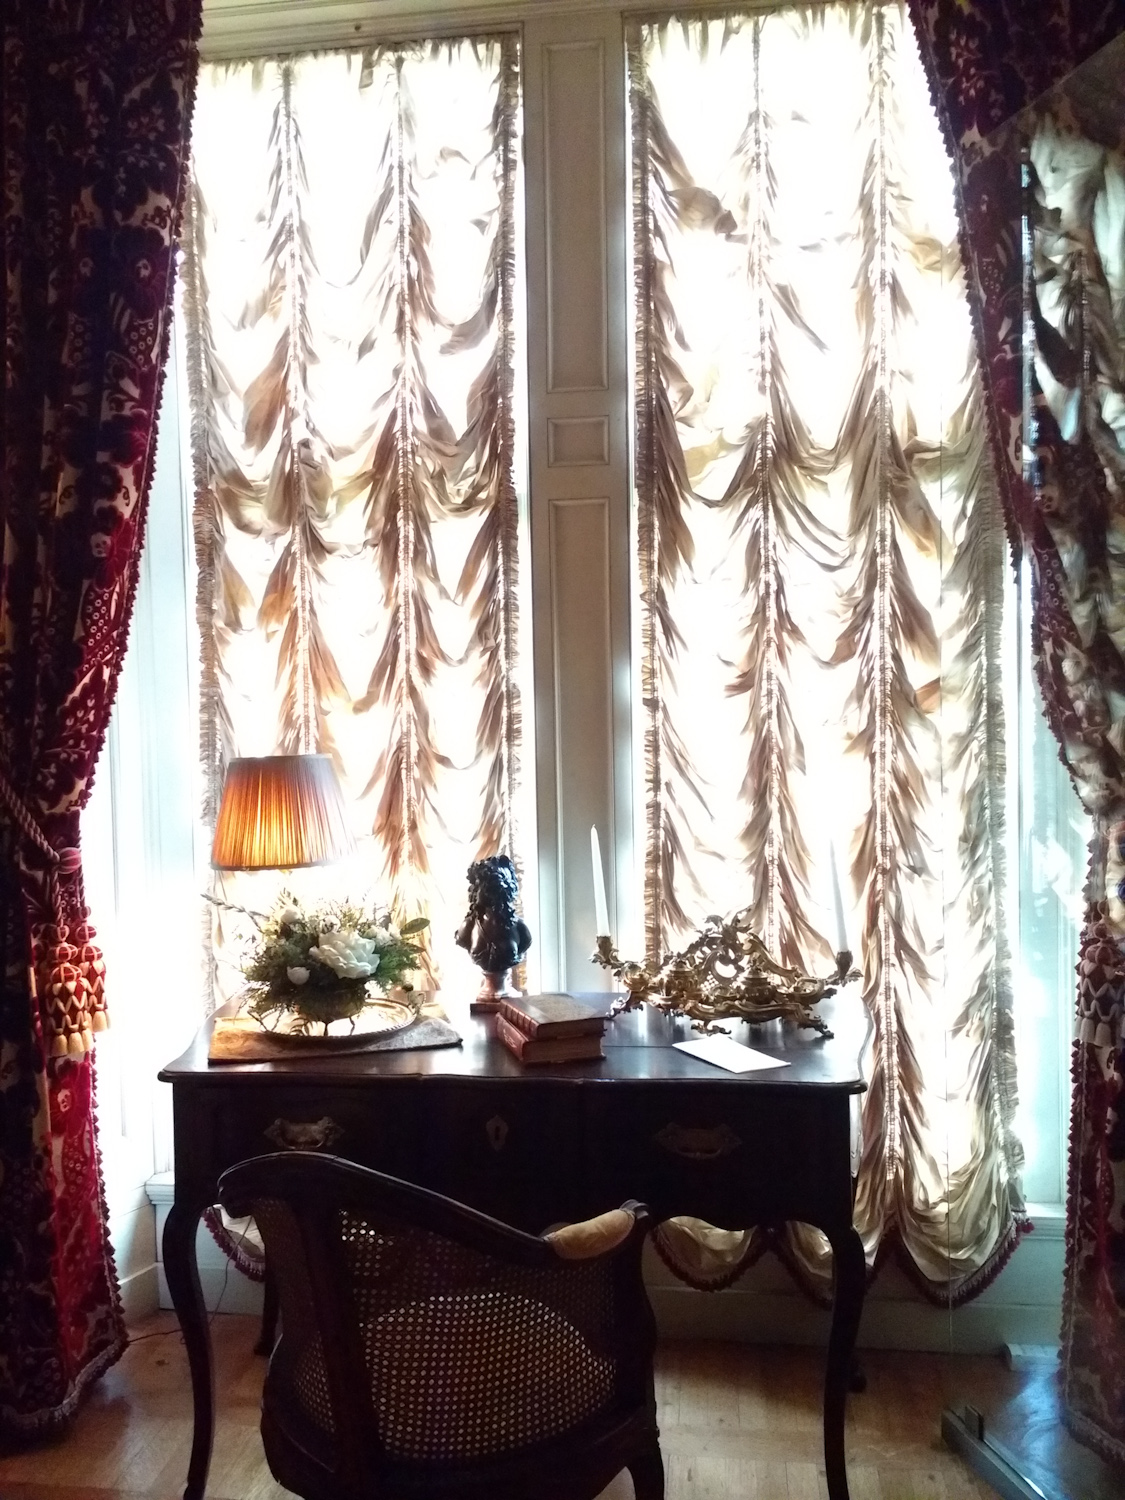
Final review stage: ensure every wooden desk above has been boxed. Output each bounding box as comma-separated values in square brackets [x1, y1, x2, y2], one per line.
[159, 994, 871, 1500]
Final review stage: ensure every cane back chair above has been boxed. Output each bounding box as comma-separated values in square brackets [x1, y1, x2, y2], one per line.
[218, 1152, 663, 1500]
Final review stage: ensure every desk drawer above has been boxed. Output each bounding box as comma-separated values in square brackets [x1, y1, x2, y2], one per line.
[415, 1085, 584, 1232]
[587, 1087, 851, 1229]
[209, 1085, 422, 1181]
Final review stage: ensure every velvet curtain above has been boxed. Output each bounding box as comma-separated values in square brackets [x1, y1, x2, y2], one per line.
[908, 0, 1125, 1467]
[0, 0, 199, 1435]
[186, 40, 522, 995]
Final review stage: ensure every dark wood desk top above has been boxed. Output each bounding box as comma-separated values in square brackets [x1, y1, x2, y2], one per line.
[160, 990, 871, 1094]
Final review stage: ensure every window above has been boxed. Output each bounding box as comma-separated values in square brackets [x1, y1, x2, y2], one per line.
[185, 39, 528, 995]
[85, 0, 1078, 1244]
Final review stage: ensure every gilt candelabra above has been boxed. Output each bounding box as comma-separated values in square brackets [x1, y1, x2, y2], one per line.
[593, 906, 858, 1038]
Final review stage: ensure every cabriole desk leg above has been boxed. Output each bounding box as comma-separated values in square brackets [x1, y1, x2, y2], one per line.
[163, 1196, 214, 1500]
[823, 1224, 866, 1500]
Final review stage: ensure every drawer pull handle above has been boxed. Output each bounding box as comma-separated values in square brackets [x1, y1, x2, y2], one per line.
[265, 1116, 343, 1152]
[655, 1122, 741, 1161]
[485, 1115, 509, 1152]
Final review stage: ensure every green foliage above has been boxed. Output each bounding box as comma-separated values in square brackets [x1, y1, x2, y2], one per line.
[241, 893, 429, 1033]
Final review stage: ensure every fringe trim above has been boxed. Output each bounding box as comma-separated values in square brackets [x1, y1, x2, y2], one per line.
[652, 1223, 767, 1292]
[625, 20, 663, 968]
[1061, 1404, 1125, 1473]
[87, 1048, 128, 1336]
[889, 1215, 1032, 1310]
[202, 1206, 266, 1282]
[1059, 1033, 1087, 1379]
[0, 1327, 126, 1440]
[181, 154, 223, 1013]
[494, 33, 523, 872]
[652, 1214, 1033, 1309]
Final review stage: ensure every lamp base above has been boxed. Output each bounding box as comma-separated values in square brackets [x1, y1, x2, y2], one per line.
[470, 969, 522, 1013]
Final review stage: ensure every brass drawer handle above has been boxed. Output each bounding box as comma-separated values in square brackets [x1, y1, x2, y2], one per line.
[264, 1116, 343, 1152]
[654, 1122, 742, 1161]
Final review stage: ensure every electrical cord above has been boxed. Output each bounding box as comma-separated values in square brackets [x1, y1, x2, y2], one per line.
[126, 1229, 239, 1347]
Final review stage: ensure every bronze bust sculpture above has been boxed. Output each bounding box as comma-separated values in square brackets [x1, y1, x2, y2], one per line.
[455, 855, 532, 1010]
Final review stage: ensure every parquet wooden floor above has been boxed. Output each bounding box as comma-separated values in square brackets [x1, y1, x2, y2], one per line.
[0, 1313, 1014, 1500]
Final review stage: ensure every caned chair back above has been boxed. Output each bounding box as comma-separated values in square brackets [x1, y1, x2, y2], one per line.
[218, 1152, 663, 1500]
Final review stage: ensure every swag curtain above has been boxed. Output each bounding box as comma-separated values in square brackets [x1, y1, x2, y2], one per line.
[0, 0, 200, 1433]
[630, 2, 1021, 1302]
[909, 0, 1125, 1466]
[186, 40, 521, 991]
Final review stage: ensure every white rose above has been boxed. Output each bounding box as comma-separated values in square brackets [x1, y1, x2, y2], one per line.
[309, 930, 378, 980]
[286, 966, 310, 986]
[278, 905, 302, 926]
[369, 927, 394, 950]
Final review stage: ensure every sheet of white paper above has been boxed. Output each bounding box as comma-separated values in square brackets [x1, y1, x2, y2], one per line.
[674, 1034, 791, 1073]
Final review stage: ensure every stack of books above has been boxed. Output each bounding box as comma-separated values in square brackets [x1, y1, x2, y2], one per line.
[496, 992, 611, 1064]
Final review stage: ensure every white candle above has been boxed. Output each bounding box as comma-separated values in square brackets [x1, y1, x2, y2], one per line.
[591, 825, 610, 937]
[828, 840, 848, 954]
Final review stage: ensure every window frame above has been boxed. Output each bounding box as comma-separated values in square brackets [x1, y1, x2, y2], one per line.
[85, 0, 1078, 1222]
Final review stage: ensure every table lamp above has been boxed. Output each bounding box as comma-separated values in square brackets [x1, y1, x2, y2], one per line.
[211, 754, 354, 871]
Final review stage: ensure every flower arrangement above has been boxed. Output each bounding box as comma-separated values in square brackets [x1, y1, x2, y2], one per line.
[241, 894, 428, 1034]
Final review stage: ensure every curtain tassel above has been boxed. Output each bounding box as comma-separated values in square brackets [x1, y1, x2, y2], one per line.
[0, 764, 108, 1056]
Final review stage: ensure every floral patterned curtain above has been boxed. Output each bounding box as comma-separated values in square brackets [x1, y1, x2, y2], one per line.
[909, 0, 1125, 1466]
[0, 0, 200, 1435]
[1028, 80, 1125, 1474]
[631, 1, 1021, 1304]
[185, 39, 522, 994]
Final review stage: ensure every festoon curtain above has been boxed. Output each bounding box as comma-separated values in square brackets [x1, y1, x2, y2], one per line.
[185, 40, 521, 994]
[631, 1, 1022, 1305]
[909, 0, 1125, 1466]
[0, 0, 200, 1435]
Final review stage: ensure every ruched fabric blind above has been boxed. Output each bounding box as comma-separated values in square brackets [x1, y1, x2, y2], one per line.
[630, 2, 1024, 1302]
[185, 39, 522, 990]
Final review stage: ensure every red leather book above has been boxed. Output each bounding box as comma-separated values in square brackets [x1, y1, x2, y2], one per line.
[499, 992, 611, 1040]
[496, 1012, 605, 1064]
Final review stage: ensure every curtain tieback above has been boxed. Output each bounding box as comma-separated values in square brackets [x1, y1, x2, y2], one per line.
[0, 763, 108, 1058]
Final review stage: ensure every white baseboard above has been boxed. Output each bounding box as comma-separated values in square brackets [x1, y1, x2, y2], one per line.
[119, 1264, 161, 1325]
[156, 1263, 265, 1317]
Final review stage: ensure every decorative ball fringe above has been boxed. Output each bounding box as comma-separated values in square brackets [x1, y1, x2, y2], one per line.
[91, 1011, 109, 1031]
[1078, 1016, 1121, 1048]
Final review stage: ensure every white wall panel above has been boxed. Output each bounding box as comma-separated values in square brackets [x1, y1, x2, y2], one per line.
[524, 7, 631, 989]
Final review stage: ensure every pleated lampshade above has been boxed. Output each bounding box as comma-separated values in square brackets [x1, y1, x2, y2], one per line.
[211, 755, 355, 870]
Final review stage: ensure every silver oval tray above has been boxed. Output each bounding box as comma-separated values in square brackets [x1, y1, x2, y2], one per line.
[254, 996, 421, 1051]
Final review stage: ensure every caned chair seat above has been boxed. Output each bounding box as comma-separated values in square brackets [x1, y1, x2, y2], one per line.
[219, 1152, 664, 1500]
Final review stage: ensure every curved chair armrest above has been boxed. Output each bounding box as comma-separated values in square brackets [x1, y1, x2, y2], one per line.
[543, 1202, 652, 1260]
[219, 1153, 641, 1271]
